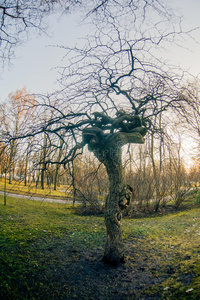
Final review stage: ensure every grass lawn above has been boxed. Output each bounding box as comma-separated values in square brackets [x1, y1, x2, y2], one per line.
[0, 195, 200, 299]
[0, 179, 72, 199]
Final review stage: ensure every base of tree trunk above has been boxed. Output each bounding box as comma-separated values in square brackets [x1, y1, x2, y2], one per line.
[102, 254, 126, 265]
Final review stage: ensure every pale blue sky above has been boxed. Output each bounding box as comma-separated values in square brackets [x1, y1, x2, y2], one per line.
[0, 12, 88, 101]
[0, 0, 200, 103]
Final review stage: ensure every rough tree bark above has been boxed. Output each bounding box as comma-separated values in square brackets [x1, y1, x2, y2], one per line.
[83, 123, 145, 264]
[94, 136, 124, 263]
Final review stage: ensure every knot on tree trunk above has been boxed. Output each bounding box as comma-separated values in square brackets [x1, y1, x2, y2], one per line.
[119, 184, 134, 210]
[82, 127, 106, 151]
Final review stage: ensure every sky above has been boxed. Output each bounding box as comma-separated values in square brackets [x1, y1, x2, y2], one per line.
[0, 12, 88, 102]
[0, 0, 200, 103]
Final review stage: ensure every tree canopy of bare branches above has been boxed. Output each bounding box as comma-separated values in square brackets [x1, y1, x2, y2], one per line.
[3, 29, 191, 263]
[0, 0, 180, 65]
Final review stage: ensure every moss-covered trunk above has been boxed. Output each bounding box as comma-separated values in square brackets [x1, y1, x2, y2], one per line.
[103, 151, 125, 263]
[83, 125, 145, 264]
[94, 141, 125, 264]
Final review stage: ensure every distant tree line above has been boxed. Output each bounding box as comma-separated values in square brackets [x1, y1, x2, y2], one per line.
[0, 86, 200, 215]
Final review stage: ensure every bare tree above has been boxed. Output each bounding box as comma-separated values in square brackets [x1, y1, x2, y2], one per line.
[0, 141, 8, 178]
[0, 0, 76, 64]
[0, 88, 35, 184]
[53, 132, 64, 190]
[182, 80, 200, 143]
[9, 45, 190, 265]
[0, 0, 183, 66]
[2, 1, 196, 264]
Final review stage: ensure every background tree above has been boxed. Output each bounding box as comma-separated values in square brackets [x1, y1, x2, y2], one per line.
[0, 141, 8, 179]
[0, 88, 35, 184]
[182, 80, 200, 155]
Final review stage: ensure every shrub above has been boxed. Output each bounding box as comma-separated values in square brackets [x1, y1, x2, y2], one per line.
[195, 191, 200, 205]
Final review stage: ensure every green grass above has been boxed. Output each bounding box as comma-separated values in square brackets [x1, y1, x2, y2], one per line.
[0, 195, 200, 299]
[0, 196, 105, 299]
[122, 207, 200, 299]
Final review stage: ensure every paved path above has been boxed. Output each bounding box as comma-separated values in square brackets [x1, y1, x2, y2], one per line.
[1, 187, 197, 206]
[0, 190, 74, 204]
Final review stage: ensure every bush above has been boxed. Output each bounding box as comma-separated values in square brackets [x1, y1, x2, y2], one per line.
[195, 191, 200, 205]
[76, 203, 105, 216]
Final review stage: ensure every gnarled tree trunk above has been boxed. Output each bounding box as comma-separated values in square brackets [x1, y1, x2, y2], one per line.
[103, 150, 125, 263]
[82, 117, 146, 264]
[94, 138, 125, 263]
[92, 132, 144, 263]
